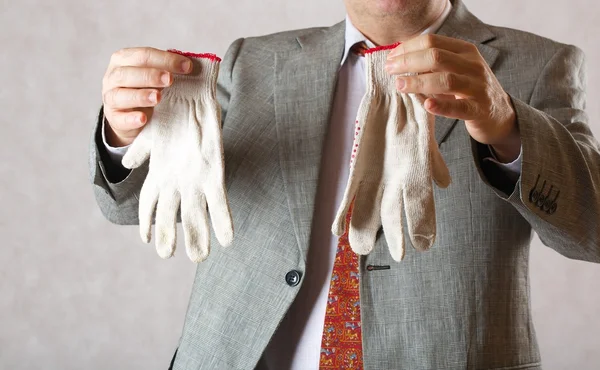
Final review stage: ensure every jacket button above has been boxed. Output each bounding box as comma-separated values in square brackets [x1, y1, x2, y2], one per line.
[285, 270, 302, 287]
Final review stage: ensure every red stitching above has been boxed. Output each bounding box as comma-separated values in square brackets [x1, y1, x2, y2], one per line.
[363, 42, 402, 55]
[167, 49, 222, 62]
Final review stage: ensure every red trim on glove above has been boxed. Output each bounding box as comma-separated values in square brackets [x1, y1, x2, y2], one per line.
[364, 42, 402, 54]
[167, 49, 222, 62]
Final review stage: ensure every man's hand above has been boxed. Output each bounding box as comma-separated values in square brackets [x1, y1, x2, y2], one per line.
[102, 47, 193, 147]
[385, 34, 521, 162]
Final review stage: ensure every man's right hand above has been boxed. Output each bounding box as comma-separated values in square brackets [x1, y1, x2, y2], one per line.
[102, 47, 193, 147]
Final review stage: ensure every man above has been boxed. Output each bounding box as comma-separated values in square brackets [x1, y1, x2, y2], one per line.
[90, 0, 600, 368]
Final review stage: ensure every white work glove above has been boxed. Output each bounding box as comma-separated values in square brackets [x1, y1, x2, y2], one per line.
[332, 44, 451, 262]
[122, 50, 233, 262]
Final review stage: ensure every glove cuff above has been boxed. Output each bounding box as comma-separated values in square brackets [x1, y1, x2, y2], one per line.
[166, 49, 221, 99]
[364, 42, 401, 95]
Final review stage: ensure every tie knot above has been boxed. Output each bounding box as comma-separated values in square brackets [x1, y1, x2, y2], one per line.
[350, 41, 368, 57]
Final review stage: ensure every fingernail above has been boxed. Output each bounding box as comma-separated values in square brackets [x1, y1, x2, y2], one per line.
[161, 72, 170, 85]
[396, 78, 406, 90]
[181, 60, 192, 73]
[148, 91, 157, 103]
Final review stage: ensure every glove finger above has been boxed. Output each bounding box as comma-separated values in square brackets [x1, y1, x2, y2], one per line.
[197, 104, 234, 247]
[332, 184, 358, 237]
[154, 188, 181, 259]
[122, 126, 151, 169]
[348, 183, 383, 256]
[403, 182, 436, 252]
[431, 144, 451, 188]
[205, 184, 234, 248]
[332, 141, 361, 236]
[181, 190, 210, 263]
[333, 96, 384, 236]
[138, 174, 159, 243]
[380, 184, 406, 262]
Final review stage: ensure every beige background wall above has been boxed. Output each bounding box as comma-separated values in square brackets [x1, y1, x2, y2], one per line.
[1, 0, 598, 369]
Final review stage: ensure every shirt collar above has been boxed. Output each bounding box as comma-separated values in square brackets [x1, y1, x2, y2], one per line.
[341, 0, 452, 66]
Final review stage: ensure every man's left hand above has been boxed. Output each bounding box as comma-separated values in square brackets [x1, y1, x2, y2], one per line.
[385, 34, 521, 162]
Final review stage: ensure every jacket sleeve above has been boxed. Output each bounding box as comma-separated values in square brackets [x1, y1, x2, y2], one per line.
[88, 38, 244, 225]
[472, 44, 600, 262]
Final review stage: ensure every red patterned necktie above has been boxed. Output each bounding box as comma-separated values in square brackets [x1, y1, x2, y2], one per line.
[319, 41, 368, 370]
[319, 202, 363, 369]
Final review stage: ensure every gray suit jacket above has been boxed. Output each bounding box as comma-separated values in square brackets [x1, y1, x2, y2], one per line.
[89, 0, 600, 369]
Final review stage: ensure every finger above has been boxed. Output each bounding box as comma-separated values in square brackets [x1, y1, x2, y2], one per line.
[403, 183, 436, 252]
[122, 126, 151, 169]
[396, 72, 480, 98]
[431, 145, 451, 188]
[154, 189, 181, 259]
[105, 66, 172, 89]
[110, 47, 193, 74]
[103, 87, 161, 110]
[388, 34, 477, 58]
[424, 96, 481, 121]
[385, 48, 478, 76]
[138, 174, 159, 244]
[105, 109, 148, 133]
[380, 185, 406, 262]
[348, 184, 383, 256]
[181, 190, 210, 263]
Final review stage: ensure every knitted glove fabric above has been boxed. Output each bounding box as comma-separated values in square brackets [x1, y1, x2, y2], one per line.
[122, 50, 233, 263]
[332, 43, 451, 262]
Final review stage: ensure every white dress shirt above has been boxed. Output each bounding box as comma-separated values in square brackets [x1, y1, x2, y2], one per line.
[102, 2, 521, 367]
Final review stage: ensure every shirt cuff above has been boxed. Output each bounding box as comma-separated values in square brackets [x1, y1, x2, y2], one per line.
[101, 118, 130, 164]
[483, 144, 522, 183]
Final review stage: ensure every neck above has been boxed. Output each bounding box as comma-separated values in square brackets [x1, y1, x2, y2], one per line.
[348, 0, 448, 45]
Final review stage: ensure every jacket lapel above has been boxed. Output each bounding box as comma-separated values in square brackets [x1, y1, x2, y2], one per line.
[274, 21, 345, 259]
[434, 0, 500, 146]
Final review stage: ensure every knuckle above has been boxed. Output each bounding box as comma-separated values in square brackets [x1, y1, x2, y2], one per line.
[149, 69, 162, 85]
[422, 34, 435, 49]
[108, 67, 124, 84]
[102, 89, 114, 106]
[109, 49, 122, 65]
[473, 62, 486, 75]
[110, 48, 132, 65]
[401, 52, 409, 67]
[413, 76, 423, 89]
[137, 89, 151, 103]
[441, 72, 456, 89]
[136, 48, 153, 65]
[167, 54, 180, 70]
[141, 69, 153, 85]
[429, 48, 443, 65]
